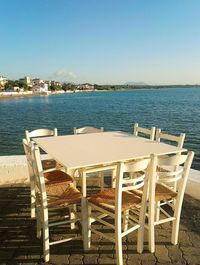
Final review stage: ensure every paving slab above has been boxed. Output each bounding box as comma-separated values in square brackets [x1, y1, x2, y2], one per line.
[0, 186, 200, 265]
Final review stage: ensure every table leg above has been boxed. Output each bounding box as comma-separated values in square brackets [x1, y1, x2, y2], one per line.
[81, 197, 89, 250]
[82, 171, 87, 197]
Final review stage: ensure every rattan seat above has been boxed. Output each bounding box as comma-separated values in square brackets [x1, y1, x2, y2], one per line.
[88, 188, 141, 212]
[42, 159, 57, 170]
[155, 183, 177, 202]
[44, 170, 73, 185]
[132, 182, 177, 201]
[46, 184, 82, 208]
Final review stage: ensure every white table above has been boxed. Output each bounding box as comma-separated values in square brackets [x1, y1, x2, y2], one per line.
[35, 131, 186, 196]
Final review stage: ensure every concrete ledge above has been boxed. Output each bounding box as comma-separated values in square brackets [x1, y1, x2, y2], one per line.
[0, 155, 199, 200]
[185, 168, 200, 201]
[0, 155, 50, 185]
[0, 155, 29, 185]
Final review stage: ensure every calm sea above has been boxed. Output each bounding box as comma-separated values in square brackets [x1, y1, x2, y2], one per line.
[0, 88, 199, 169]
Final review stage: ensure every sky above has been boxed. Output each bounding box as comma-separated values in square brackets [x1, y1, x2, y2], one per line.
[1, 0, 200, 85]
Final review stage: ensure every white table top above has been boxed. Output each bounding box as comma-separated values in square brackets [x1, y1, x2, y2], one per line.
[35, 131, 186, 170]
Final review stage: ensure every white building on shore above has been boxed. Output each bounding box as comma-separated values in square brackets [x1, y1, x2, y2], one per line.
[32, 83, 49, 94]
[0, 75, 8, 87]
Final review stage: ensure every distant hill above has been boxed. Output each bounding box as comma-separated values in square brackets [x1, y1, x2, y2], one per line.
[125, 82, 148, 86]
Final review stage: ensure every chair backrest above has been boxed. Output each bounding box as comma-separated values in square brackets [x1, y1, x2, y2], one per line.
[32, 144, 48, 209]
[133, 123, 155, 141]
[25, 128, 58, 143]
[155, 129, 185, 148]
[149, 151, 194, 205]
[74, 126, 104, 134]
[23, 138, 34, 179]
[115, 158, 150, 221]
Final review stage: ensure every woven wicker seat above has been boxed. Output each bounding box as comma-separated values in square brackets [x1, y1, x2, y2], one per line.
[155, 183, 177, 201]
[42, 159, 57, 171]
[44, 170, 73, 185]
[88, 188, 141, 212]
[132, 182, 177, 202]
[46, 184, 82, 208]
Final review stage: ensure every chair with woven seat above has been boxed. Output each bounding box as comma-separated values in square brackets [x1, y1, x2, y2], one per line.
[25, 128, 58, 172]
[23, 139, 73, 219]
[74, 126, 104, 134]
[133, 123, 156, 141]
[31, 143, 84, 262]
[155, 129, 185, 148]
[87, 158, 151, 265]
[138, 151, 194, 253]
[155, 129, 186, 218]
[73, 126, 110, 194]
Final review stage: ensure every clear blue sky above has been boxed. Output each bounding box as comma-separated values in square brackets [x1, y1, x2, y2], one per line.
[1, 0, 200, 84]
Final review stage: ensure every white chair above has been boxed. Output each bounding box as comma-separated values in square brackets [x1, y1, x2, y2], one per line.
[32, 143, 84, 262]
[74, 126, 104, 134]
[155, 129, 185, 148]
[25, 128, 57, 143]
[138, 151, 194, 253]
[25, 128, 58, 172]
[23, 139, 73, 219]
[133, 123, 156, 141]
[73, 126, 107, 194]
[155, 129, 186, 196]
[87, 158, 151, 265]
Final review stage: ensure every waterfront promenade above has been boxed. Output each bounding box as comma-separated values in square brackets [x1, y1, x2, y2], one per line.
[0, 184, 200, 265]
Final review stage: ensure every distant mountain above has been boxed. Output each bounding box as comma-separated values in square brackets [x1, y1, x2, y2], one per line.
[125, 82, 148, 86]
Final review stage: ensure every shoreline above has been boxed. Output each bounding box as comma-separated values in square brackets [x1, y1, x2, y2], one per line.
[0, 89, 110, 100]
[0, 86, 199, 101]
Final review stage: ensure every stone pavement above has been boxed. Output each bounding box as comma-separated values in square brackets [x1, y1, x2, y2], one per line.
[0, 185, 200, 265]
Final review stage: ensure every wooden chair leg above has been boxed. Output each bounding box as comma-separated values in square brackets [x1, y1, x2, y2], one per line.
[148, 203, 155, 253]
[171, 197, 182, 245]
[123, 209, 129, 232]
[112, 168, 116, 188]
[36, 216, 42, 239]
[115, 230, 123, 265]
[87, 205, 92, 249]
[137, 202, 147, 253]
[69, 205, 76, 230]
[81, 198, 89, 251]
[43, 216, 50, 262]
[30, 176, 36, 218]
[155, 201, 160, 222]
[99, 172, 104, 191]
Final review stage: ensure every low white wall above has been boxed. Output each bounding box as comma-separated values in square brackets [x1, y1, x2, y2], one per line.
[0, 155, 50, 186]
[0, 155, 29, 185]
[0, 155, 199, 201]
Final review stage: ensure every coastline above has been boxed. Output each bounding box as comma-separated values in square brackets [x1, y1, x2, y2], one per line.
[0, 86, 200, 101]
[0, 89, 109, 101]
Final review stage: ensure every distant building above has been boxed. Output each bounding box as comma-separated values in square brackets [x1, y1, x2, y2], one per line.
[76, 83, 94, 90]
[51, 80, 62, 87]
[32, 78, 44, 85]
[32, 83, 49, 94]
[45, 80, 52, 86]
[19, 76, 31, 85]
[13, 86, 20, 92]
[0, 76, 8, 86]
